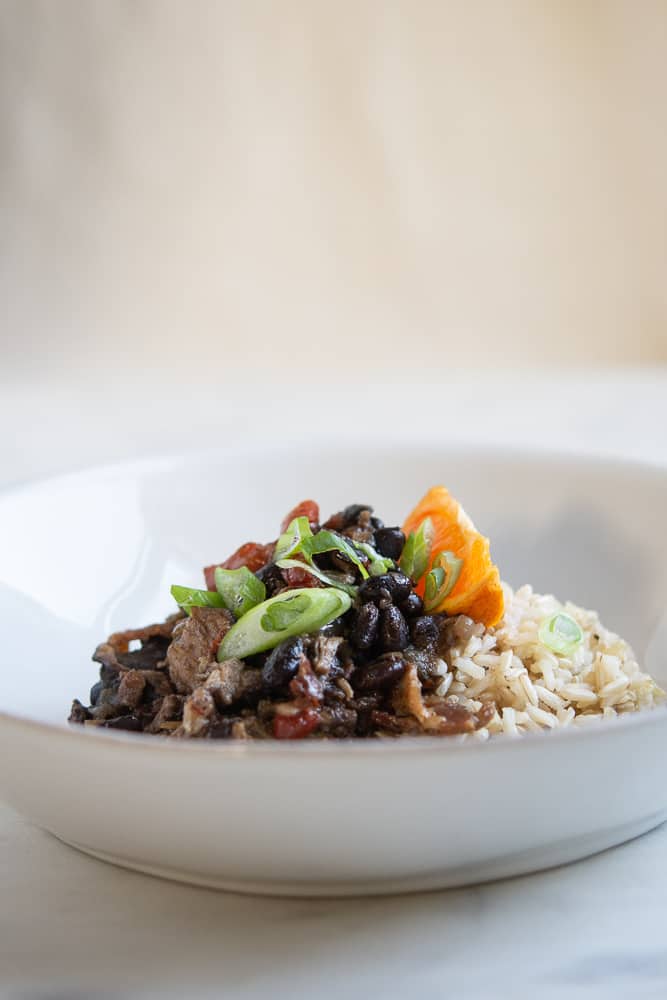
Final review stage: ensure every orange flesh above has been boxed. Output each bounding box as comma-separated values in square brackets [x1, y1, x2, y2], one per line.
[402, 486, 504, 627]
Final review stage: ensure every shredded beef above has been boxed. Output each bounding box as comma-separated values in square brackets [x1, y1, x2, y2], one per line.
[205, 661, 263, 708]
[177, 687, 217, 737]
[166, 607, 234, 694]
[145, 694, 184, 734]
[117, 669, 146, 709]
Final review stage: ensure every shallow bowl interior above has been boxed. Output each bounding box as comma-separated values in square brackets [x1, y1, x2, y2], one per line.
[0, 443, 666, 727]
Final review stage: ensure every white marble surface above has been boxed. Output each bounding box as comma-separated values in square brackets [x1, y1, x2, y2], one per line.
[1, 369, 667, 999]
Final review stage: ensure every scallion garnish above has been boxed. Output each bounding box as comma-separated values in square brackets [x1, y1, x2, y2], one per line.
[423, 551, 463, 612]
[170, 585, 226, 615]
[538, 612, 583, 656]
[302, 529, 369, 579]
[356, 542, 395, 577]
[399, 518, 434, 582]
[214, 566, 266, 619]
[217, 587, 352, 660]
[273, 516, 313, 562]
[274, 518, 369, 584]
[275, 558, 358, 596]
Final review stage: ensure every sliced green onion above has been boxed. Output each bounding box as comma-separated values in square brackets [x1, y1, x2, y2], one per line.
[273, 515, 313, 562]
[539, 612, 584, 656]
[170, 585, 226, 615]
[214, 566, 266, 619]
[301, 530, 370, 579]
[399, 518, 434, 582]
[275, 558, 358, 596]
[356, 542, 395, 577]
[261, 592, 311, 631]
[274, 519, 369, 581]
[424, 566, 445, 606]
[218, 587, 352, 660]
[423, 551, 463, 612]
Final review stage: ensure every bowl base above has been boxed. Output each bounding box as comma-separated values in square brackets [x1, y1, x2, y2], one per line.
[54, 811, 666, 897]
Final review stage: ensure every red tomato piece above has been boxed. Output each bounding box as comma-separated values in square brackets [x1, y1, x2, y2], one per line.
[280, 499, 320, 534]
[273, 708, 320, 740]
[281, 565, 322, 589]
[203, 541, 274, 590]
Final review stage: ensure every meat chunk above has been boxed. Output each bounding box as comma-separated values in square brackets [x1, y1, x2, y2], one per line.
[107, 613, 183, 653]
[318, 703, 358, 738]
[178, 687, 217, 737]
[393, 663, 431, 723]
[145, 694, 184, 734]
[309, 635, 344, 677]
[93, 613, 183, 675]
[117, 669, 146, 709]
[204, 660, 244, 706]
[393, 663, 495, 736]
[204, 660, 263, 708]
[431, 699, 496, 735]
[166, 606, 234, 694]
[369, 710, 421, 735]
[137, 670, 175, 702]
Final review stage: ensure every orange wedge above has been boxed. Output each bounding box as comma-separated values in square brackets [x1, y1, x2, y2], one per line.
[402, 486, 504, 627]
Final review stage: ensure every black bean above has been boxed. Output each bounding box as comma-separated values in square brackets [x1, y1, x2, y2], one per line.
[104, 715, 143, 732]
[370, 516, 385, 530]
[379, 606, 410, 651]
[261, 637, 304, 691]
[358, 577, 391, 604]
[350, 602, 380, 650]
[207, 719, 234, 739]
[318, 616, 347, 637]
[354, 655, 407, 692]
[358, 572, 413, 604]
[386, 572, 413, 602]
[411, 615, 440, 650]
[400, 592, 424, 618]
[89, 680, 104, 706]
[255, 563, 285, 597]
[373, 526, 405, 560]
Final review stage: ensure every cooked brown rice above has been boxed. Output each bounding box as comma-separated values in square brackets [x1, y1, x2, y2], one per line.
[433, 584, 665, 739]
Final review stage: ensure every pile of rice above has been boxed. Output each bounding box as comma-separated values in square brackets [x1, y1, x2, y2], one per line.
[433, 584, 664, 739]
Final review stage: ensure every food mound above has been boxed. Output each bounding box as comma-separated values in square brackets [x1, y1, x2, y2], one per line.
[69, 488, 664, 741]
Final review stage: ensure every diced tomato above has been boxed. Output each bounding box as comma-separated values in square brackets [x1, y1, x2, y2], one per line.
[273, 708, 320, 740]
[282, 565, 322, 589]
[280, 499, 320, 534]
[203, 541, 274, 591]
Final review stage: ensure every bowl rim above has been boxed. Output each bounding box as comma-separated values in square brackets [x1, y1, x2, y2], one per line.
[1, 442, 665, 760]
[1, 437, 666, 502]
[2, 700, 667, 761]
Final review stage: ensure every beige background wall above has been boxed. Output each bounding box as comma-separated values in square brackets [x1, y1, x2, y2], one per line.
[1, 1, 666, 384]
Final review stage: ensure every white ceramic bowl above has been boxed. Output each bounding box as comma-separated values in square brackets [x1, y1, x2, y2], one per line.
[0, 445, 666, 896]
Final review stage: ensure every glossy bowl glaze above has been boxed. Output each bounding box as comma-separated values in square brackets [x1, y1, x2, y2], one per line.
[0, 445, 665, 895]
